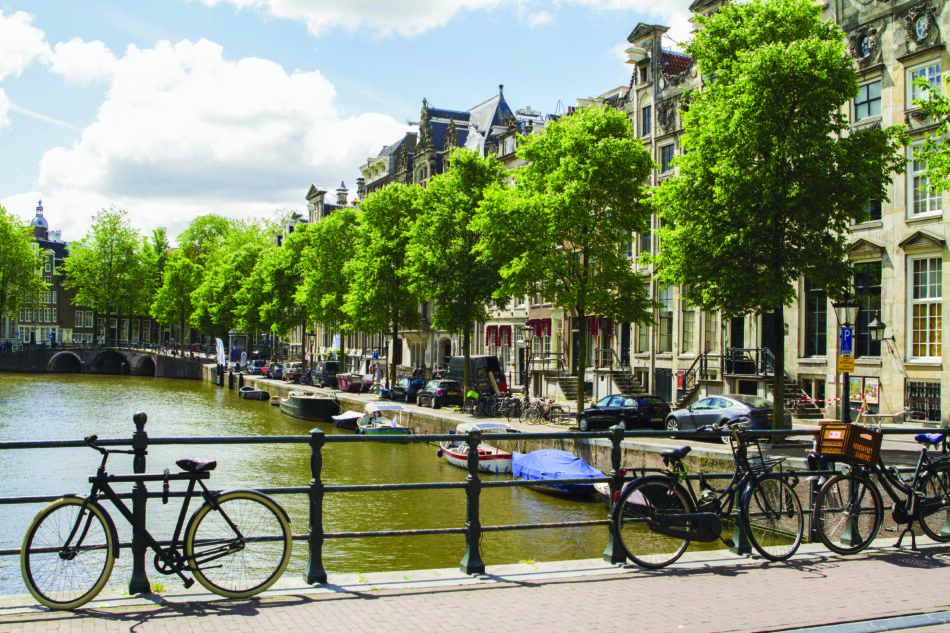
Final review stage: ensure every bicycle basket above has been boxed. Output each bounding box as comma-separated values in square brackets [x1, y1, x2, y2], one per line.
[816, 423, 882, 466]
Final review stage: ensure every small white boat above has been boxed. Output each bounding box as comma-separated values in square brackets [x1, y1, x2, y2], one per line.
[238, 385, 270, 401]
[357, 402, 411, 435]
[439, 421, 518, 474]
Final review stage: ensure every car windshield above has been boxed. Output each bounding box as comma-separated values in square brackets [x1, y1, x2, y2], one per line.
[639, 396, 666, 407]
[729, 394, 773, 409]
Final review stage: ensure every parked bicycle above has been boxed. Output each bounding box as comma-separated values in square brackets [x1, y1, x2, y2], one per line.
[611, 419, 804, 568]
[20, 435, 292, 610]
[521, 397, 567, 425]
[813, 430, 950, 554]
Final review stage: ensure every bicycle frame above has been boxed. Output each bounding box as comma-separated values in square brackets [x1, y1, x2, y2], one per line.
[852, 447, 946, 521]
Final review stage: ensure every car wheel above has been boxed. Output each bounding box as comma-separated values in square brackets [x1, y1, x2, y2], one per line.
[405, 392, 411, 403]
[578, 416, 591, 432]
[433, 397, 441, 409]
[666, 417, 680, 433]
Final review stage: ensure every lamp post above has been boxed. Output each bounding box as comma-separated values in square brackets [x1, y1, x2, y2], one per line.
[832, 293, 860, 424]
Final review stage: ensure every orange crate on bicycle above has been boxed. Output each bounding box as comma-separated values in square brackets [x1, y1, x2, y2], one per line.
[816, 422, 883, 466]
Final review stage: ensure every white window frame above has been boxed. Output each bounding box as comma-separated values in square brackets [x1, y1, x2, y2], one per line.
[907, 255, 942, 361]
[908, 143, 943, 218]
[854, 80, 881, 121]
[907, 61, 941, 106]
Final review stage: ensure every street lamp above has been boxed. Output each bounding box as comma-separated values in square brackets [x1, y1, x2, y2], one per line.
[832, 293, 860, 424]
[867, 311, 893, 342]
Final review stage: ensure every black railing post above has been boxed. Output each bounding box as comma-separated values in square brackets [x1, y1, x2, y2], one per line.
[305, 427, 327, 584]
[460, 430, 485, 574]
[603, 423, 627, 564]
[129, 412, 150, 594]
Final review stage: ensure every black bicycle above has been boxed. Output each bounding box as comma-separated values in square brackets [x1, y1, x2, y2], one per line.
[813, 431, 950, 554]
[20, 435, 292, 610]
[611, 420, 804, 568]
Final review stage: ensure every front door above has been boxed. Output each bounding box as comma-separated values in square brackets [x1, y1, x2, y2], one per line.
[730, 317, 745, 349]
[620, 323, 631, 367]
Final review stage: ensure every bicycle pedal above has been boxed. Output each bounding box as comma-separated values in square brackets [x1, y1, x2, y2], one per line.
[722, 538, 735, 547]
[183, 577, 195, 589]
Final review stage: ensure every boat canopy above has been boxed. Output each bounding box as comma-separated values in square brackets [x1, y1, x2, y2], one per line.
[512, 449, 604, 482]
[332, 410, 363, 423]
[456, 421, 517, 434]
[365, 402, 406, 414]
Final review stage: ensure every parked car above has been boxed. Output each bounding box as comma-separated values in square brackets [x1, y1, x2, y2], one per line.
[416, 379, 464, 409]
[391, 377, 426, 403]
[664, 394, 792, 442]
[248, 359, 267, 375]
[313, 360, 339, 388]
[283, 362, 305, 383]
[576, 394, 671, 432]
[263, 362, 283, 381]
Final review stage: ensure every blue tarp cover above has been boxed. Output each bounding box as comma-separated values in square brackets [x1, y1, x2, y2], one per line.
[512, 449, 604, 482]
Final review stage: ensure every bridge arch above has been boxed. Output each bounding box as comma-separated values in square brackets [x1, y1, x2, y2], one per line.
[48, 351, 83, 373]
[88, 350, 130, 374]
[134, 355, 156, 376]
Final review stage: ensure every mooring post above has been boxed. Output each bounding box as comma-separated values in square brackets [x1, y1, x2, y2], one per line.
[129, 411, 151, 593]
[460, 429, 485, 575]
[305, 427, 328, 584]
[602, 423, 627, 564]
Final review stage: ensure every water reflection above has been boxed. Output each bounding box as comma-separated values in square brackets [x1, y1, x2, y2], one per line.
[0, 374, 607, 596]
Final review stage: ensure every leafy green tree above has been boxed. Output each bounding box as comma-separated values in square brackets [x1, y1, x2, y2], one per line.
[61, 208, 146, 339]
[176, 215, 234, 265]
[0, 205, 47, 322]
[298, 207, 360, 360]
[651, 0, 906, 427]
[475, 105, 655, 414]
[408, 148, 509, 390]
[344, 184, 423, 385]
[150, 250, 200, 345]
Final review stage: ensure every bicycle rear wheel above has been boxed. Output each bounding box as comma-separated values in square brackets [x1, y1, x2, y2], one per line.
[506, 400, 521, 423]
[21, 497, 116, 610]
[741, 476, 804, 561]
[919, 462, 950, 542]
[613, 476, 692, 569]
[813, 473, 882, 555]
[185, 490, 292, 598]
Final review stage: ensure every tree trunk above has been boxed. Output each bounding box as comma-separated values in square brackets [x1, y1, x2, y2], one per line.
[772, 305, 785, 430]
[576, 310, 587, 417]
[462, 327, 471, 392]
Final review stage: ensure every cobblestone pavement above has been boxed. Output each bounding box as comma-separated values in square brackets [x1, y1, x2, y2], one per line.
[3, 542, 950, 633]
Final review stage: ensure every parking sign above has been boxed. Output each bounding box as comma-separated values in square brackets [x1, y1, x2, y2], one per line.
[839, 326, 854, 356]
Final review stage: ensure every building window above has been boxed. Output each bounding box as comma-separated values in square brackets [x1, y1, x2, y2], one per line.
[704, 311, 718, 353]
[75, 312, 83, 328]
[854, 81, 881, 121]
[804, 279, 827, 357]
[84, 311, 93, 328]
[854, 262, 882, 358]
[660, 144, 674, 173]
[681, 299, 695, 354]
[905, 380, 941, 422]
[658, 286, 673, 353]
[639, 229, 652, 255]
[908, 144, 942, 218]
[909, 256, 942, 359]
[908, 62, 941, 105]
[641, 105, 652, 136]
[636, 324, 649, 353]
[863, 196, 882, 222]
[503, 136, 515, 155]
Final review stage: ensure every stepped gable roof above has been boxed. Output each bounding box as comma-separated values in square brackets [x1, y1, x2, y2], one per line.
[662, 49, 693, 75]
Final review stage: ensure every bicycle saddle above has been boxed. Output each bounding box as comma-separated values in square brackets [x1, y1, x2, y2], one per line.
[660, 446, 691, 461]
[915, 433, 946, 445]
[176, 458, 218, 472]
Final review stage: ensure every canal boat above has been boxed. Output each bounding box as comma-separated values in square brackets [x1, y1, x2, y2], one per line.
[279, 390, 340, 422]
[238, 385, 270, 401]
[337, 372, 373, 393]
[512, 449, 604, 497]
[332, 409, 363, 430]
[356, 402, 411, 435]
[438, 421, 517, 474]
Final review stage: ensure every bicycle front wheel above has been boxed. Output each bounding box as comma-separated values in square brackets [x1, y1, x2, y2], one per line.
[185, 490, 292, 598]
[21, 497, 116, 610]
[506, 401, 521, 423]
[741, 476, 804, 561]
[919, 462, 950, 542]
[813, 473, 882, 555]
[613, 476, 692, 569]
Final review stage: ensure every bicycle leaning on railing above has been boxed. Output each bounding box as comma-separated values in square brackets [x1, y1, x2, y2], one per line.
[520, 397, 569, 425]
[610, 419, 804, 569]
[812, 429, 950, 553]
[19, 435, 292, 610]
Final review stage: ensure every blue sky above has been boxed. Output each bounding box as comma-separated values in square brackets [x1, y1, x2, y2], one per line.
[0, 0, 692, 242]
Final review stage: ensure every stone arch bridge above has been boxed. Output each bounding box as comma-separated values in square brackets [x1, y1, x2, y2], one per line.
[0, 346, 204, 379]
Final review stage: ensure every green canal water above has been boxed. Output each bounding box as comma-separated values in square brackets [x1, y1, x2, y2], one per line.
[0, 373, 608, 596]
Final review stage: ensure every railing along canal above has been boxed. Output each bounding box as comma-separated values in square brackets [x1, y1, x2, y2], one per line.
[0, 416, 934, 593]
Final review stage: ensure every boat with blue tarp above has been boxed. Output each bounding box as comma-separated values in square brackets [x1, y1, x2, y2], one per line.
[512, 449, 604, 497]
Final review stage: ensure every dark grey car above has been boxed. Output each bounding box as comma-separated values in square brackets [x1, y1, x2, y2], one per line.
[665, 394, 791, 441]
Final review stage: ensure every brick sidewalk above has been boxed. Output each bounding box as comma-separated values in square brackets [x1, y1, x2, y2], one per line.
[3, 543, 950, 633]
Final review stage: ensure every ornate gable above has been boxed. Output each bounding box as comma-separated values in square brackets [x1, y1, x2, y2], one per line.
[899, 229, 946, 252]
[848, 237, 886, 259]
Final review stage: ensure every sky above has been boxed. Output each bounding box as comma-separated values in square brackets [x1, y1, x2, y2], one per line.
[0, 0, 693, 244]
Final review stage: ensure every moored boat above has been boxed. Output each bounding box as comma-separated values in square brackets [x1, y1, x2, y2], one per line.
[439, 421, 518, 474]
[356, 402, 411, 435]
[512, 449, 604, 497]
[238, 385, 270, 401]
[279, 390, 340, 422]
[332, 410, 363, 430]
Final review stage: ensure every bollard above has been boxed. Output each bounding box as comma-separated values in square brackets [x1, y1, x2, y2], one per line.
[238, 373, 244, 388]
[216, 363, 224, 386]
[305, 427, 327, 584]
[129, 412, 151, 593]
[602, 423, 627, 564]
[228, 371, 235, 389]
[460, 429, 485, 574]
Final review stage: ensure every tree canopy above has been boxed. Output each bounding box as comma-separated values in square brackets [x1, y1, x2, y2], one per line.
[0, 205, 47, 321]
[475, 104, 655, 413]
[150, 250, 200, 343]
[651, 0, 906, 425]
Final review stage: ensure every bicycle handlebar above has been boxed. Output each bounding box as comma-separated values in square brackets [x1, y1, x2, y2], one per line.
[84, 434, 136, 455]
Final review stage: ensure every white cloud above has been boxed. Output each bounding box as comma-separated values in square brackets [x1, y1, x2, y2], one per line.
[35, 37, 407, 240]
[0, 10, 51, 80]
[562, 0, 693, 45]
[49, 38, 118, 85]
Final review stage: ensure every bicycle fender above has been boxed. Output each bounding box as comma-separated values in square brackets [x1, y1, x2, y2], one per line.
[58, 494, 122, 559]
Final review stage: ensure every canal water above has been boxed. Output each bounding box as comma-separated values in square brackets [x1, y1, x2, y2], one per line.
[0, 374, 608, 596]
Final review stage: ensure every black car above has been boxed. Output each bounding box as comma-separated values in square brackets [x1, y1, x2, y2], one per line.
[664, 394, 792, 442]
[577, 394, 671, 431]
[313, 360, 339, 388]
[416, 379, 464, 409]
[391, 377, 426, 403]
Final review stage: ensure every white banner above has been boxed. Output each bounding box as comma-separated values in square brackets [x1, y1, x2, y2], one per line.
[216, 338, 226, 365]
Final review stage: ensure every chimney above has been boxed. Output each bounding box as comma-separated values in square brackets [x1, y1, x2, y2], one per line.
[336, 181, 348, 206]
